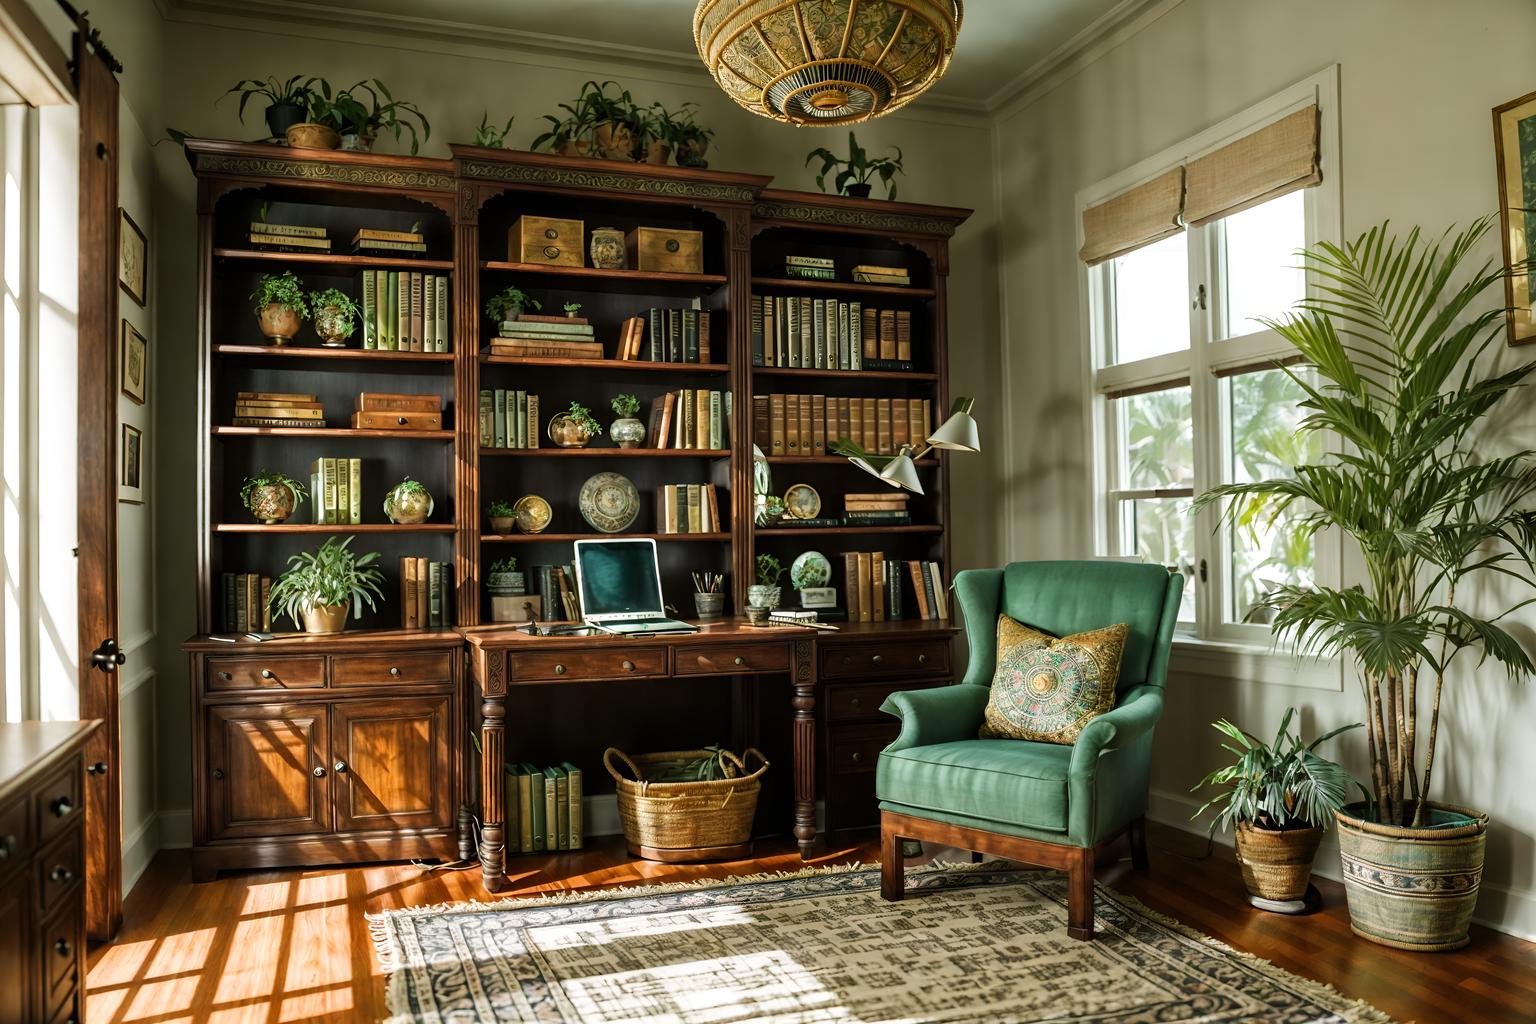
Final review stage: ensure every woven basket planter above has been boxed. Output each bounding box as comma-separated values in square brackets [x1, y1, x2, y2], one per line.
[1234, 823, 1323, 902]
[605, 747, 768, 863]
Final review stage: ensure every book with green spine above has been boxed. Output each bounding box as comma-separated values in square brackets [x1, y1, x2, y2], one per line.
[552, 766, 569, 849]
[516, 764, 534, 853]
[361, 271, 377, 350]
[541, 766, 559, 851]
[384, 272, 399, 351]
[561, 761, 583, 849]
[504, 763, 522, 858]
[525, 762, 545, 851]
[348, 458, 361, 525]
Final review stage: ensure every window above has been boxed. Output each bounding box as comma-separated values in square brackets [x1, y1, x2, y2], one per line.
[1083, 70, 1341, 649]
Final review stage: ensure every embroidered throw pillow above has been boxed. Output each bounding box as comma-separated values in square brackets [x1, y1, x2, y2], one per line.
[979, 615, 1129, 745]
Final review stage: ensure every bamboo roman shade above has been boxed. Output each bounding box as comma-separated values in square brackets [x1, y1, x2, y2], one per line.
[1184, 106, 1320, 226]
[1078, 168, 1185, 267]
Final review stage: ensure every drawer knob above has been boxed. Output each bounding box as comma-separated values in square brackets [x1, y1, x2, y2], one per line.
[50, 796, 72, 818]
[544, 228, 559, 240]
[871, 654, 884, 666]
[389, 666, 401, 677]
[397, 416, 408, 425]
[851, 751, 863, 763]
[850, 697, 862, 708]
[554, 664, 567, 675]
[88, 761, 108, 775]
[733, 656, 746, 667]
[621, 660, 635, 671]
[217, 671, 231, 681]
[212, 769, 224, 780]
[665, 238, 680, 253]
[543, 245, 560, 259]
[334, 760, 348, 774]
[312, 766, 327, 778]
[917, 653, 928, 664]
[260, 669, 273, 679]
[50, 865, 73, 884]
[55, 938, 71, 957]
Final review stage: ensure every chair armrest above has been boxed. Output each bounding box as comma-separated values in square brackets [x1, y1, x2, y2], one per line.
[1069, 685, 1162, 777]
[881, 684, 989, 752]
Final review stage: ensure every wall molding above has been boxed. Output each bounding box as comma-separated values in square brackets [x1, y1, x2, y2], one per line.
[157, 807, 192, 849]
[122, 810, 160, 897]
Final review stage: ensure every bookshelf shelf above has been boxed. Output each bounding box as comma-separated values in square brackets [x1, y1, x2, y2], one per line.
[215, 344, 455, 364]
[754, 524, 944, 537]
[213, 426, 454, 440]
[479, 447, 727, 458]
[214, 247, 454, 271]
[478, 354, 731, 374]
[481, 260, 727, 293]
[482, 532, 731, 544]
[752, 366, 937, 383]
[214, 523, 457, 534]
[764, 455, 938, 466]
[750, 276, 935, 299]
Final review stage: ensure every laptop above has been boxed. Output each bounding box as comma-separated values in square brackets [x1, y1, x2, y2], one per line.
[573, 538, 699, 635]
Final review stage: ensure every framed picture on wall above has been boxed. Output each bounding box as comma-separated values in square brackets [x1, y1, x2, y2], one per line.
[120, 319, 147, 404]
[1494, 89, 1536, 346]
[118, 207, 148, 307]
[120, 423, 143, 504]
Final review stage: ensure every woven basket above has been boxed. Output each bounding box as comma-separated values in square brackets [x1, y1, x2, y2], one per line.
[605, 747, 768, 862]
[1234, 822, 1323, 901]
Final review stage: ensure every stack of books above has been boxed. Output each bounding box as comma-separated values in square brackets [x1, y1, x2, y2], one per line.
[399, 556, 453, 628]
[645, 389, 730, 450]
[784, 255, 836, 281]
[641, 308, 714, 363]
[656, 483, 724, 534]
[220, 572, 272, 632]
[852, 263, 911, 286]
[248, 220, 330, 253]
[310, 457, 363, 525]
[233, 390, 325, 429]
[490, 315, 603, 360]
[845, 491, 912, 527]
[359, 271, 451, 352]
[477, 389, 540, 449]
[530, 564, 580, 621]
[351, 392, 442, 431]
[505, 762, 583, 853]
[752, 393, 932, 457]
[840, 554, 948, 622]
[352, 227, 427, 258]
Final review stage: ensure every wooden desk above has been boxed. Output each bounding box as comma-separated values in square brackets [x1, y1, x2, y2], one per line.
[463, 618, 958, 893]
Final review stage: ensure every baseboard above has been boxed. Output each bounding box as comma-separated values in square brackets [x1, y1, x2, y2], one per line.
[121, 812, 160, 898]
[157, 807, 193, 849]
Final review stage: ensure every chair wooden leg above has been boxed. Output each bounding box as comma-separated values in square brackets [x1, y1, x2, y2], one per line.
[1128, 815, 1149, 871]
[1066, 846, 1095, 941]
[880, 815, 904, 901]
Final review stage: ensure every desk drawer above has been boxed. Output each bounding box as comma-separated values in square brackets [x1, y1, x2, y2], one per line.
[820, 639, 950, 681]
[36, 829, 81, 916]
[39, 899, 82, 1023]
[0, 792, 31, 879]
[676, 643, 790, 677]
[509, 647, 667, 682]
[208, 656, 326, 692]
[34, 762, 80, 845]
[332, 652, 452, 687]
[825, 679, 945, 722]
[829, 722, 898, 776]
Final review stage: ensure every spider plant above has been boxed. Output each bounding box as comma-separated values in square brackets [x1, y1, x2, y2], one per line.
[1191, 709, 1361, 834]
[474, 111, 516, 148]
[267, 535, 384, 629]
[806, 131, 904, 199]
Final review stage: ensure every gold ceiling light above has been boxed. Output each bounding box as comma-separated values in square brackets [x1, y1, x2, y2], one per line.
[693, 0, 963, 126]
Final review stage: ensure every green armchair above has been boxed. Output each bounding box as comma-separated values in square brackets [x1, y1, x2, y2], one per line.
[876, 560, 1182, 940]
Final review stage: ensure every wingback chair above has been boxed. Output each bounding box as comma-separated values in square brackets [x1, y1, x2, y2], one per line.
[875, 560, 1182, 940]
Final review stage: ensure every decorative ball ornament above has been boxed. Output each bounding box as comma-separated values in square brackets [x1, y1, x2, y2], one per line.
[693, 0, 963, 126]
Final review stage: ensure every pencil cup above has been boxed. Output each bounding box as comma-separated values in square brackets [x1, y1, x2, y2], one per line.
[694, 592, 725, 620]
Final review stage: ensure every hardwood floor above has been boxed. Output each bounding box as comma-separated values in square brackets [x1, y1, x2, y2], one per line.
[87, 822, 1535, 1023]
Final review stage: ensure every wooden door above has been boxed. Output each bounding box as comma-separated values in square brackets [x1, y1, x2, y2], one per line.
[331, 697, 452, 833]
[0, 875, 30, 1023]
[205, 704, 329, 841]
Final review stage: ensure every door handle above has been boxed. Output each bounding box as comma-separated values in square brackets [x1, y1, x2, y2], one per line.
[90, 637, 126, 673]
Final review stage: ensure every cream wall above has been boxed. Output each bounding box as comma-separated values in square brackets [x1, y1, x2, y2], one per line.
[992, 0, 1536, 938]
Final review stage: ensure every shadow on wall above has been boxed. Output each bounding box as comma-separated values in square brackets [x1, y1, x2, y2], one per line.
[1006, 392, 1087, 559]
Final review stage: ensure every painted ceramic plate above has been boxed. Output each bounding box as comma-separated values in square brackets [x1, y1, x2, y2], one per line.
[783, 483, 821, 519]
[579, 472, 640, 533]
[512, 494, 552, 534]
[790, 550, 833, 589]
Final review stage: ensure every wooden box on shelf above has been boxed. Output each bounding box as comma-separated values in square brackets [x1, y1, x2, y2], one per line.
[510, 214, 584, 267]
[627, 227, 704, 275]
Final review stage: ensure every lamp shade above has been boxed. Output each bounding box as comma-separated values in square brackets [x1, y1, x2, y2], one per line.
[927, 408, 980, 452]
[877, 451, 925, 494]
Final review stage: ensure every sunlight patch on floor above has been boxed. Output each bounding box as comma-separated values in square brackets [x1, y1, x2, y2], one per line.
[279, 984, 355, 1021]
[239, 879, 293, 915]
[144, 927, 218, 979]
[211, 914, 285, 1003]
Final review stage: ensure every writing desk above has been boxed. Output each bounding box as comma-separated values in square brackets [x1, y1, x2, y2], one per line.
[462, 618, 959, 892]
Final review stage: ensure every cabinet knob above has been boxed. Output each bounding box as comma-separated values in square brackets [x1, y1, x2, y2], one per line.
[312, 766, 327, 777]
[55, 938, 71, 957]
[389, 666, 401, 676]
[260, 669, 273, 679]
[544, 228, 558, 240]
[733, 656, 746, 666]
[88, 761, 108, 775]
[850, 697, 862, 708]
[50, 796, 72, 818]
[871, 654, 884, 666]
[917, 653, 928, 665]
[554, 664, 566, 675]
[397, 416, 408, 425]
[621, 660, 635, 671]
[334, 761, 348, 774]
[49, 865, 73, 884]
[543, 245, 560, 259]
[212, 769, 224, 780]
[851, 751, 863, 763]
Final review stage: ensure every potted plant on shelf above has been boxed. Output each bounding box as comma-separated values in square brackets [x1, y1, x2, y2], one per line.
[250, 271, 309, 345]
[223, 74, 316, 140]
[806, 131, 904, 199]
[325, 78, 431, 154]
[609, 393, 644, 448]
[239, 470, 308, 524]
[486, 557, 524, 596]
[1194, 216, 1536, 951]
[747, 553, 783, 611]
[563, 301, 583, 319]
[284, 77, 341, 150]
[487, 499, 516, 534]
[530, 107, 589, 157]
[674, 107, 715, 168]
[579, 80, 642, 160]
[640, 100, 701, 165]
[268, 535, 384, 634]
[474, 111, 516, 148]
[1191, 709, 1360, 907]
[309, 287, 360, 347]
[484, 285, 540, 325]
[548, 401, 601, 448]
[382, 477, 434, 524]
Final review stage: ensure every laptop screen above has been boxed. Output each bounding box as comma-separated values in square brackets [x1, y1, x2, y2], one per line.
[574, 539, 665, 620]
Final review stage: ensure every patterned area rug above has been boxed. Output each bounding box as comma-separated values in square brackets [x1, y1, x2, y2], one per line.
[370, 863, 1396, 1023]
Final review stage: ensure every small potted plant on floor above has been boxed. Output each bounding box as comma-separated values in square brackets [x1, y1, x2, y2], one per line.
[608, 393, 644, 448]
[548, 401, 601, 448]
[1191, 709, 1360, 907]
[239, 470, 308, 524]
[747, 553, 783, 611]
[484, 285, 540, 326]
[487, 499, 516, 534]
[309, 287, 360, 347]
[250, 270, 309, 345]
[223, 74, 316, 140]
[268, 535, 384, 634]
[474, 111, 516, 148]
[806, 131, 904, 199]
[383, 477, 434, 524]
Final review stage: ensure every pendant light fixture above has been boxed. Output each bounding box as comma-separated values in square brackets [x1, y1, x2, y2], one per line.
[693, 0, 963, 126]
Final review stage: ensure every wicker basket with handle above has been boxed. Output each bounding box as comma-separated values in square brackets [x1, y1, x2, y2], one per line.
[604, 746, 768, 862]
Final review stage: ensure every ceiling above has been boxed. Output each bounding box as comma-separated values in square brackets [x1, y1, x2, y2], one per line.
[167, 0, 1133, 109]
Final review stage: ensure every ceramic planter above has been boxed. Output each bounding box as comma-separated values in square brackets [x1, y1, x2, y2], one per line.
[694, 592, 724, 620]
[489, 515, 515, 534]
[677, 138, 709, 168]
[383, 483, 434, 524]
[257, 303, 302, 345]
[487, 570, 525, 596]
[1234, 823, 1323, 902]
[264, 102, 306, 140]
[555, 139, 592, 158]
[845, 183, 873, 199]
[1335, 802, 1489, 951]
[301, 602, 350, 634]
[593, 122, 634, 160]
[746, 585, 781, 610]
[285, 122, 340, 150]
[340, 131, 376, 152]
[644, 141, 672, 165]
[547, 414, 594, 448]
[609, 416, 646, 448]
[589, 227, 626, 270]
[313, 305, 353, 347]
[246, 483, 297, 524]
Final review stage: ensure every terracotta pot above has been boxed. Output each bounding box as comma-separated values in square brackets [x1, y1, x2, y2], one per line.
[300, 602, 349, 634]
[593, 122, 634, 160]
[645, 141, 672, 165]
[1234, 822, 1323, 902]
[547, 414, 594, 448]
[677, 138, 709, 168]
[313, 305, 353, 347]
[489, 515, 514, 534]
[246, 483, 296, 524]
[285, 122, 340, 150]
[257, 303, 302, 345]
[555, 138, 592, 158]
[609, 417, 646, 448]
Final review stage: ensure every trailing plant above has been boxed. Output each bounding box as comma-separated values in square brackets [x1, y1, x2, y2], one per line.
[474, 111, 516, 148]
[483, 285, 541, 321]
[238, 470, 308, 512]
[1191, 709, 1361, 834]
[1193, 216, 1536, 828]
[806, 131, 904, 199]
[610, 393, 640, 418]
[755, 553, 784, 587]
[489, 556, 519, 574]
[267, 535, 384, 627]
[222, 75, 317, 125]
[563, 401, 601, 437]
[487, 499, 516, 519]
[308, 287, 360, 335]
[250, 271, 310, 318]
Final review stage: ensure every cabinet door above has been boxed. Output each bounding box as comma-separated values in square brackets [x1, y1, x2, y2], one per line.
[332, 696, 453, 833]
[206, 704, 330, 841]
[0, 876, 30, 1024]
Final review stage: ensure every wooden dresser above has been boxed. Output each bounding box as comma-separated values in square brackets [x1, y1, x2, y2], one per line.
[0, 720, 100, 1024]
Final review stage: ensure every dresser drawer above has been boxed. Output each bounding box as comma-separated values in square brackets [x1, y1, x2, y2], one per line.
[825, 679, 945, 722]
[509, 646, 668, 683]
[332, 651, 453, 687]
[39, 899, 82, 1023]
[828, 722, 899, 776]
[0, 792, 31, 879]
[34, 762, 80, 845]
[36, 829, 81, 916]
[820, 639, 950, 681]
[208, 656, 326, 692]
[675, 643, 790, 676]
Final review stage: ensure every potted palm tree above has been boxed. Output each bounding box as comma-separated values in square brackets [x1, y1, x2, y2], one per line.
[1195, 216, 1536, 950]
[268, 535, 385, 634]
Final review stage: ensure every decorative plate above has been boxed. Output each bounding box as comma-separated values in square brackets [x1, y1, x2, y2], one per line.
[512, 494, 552, 534]
[783, 483, 821, 520]
[790, 550, 832, 589]
[578, 472, 640, 533]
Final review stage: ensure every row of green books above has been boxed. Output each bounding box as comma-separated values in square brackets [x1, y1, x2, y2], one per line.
[506, 762, 583, 853]
[311, 457, 363, 525]
[358, 270, 451, 352]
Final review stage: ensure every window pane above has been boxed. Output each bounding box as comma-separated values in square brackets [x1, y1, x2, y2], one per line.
[1222, 189, 1306, 338]
[1227, 368, 1322, 624]
[1122, 499, 1195, 621]
[1112, 232, 1189, 363]
[1121, 386, 1193, 489]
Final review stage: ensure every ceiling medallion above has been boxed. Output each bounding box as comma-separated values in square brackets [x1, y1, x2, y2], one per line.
[693, 1, 963, 126]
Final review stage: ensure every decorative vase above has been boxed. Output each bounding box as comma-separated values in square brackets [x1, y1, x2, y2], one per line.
[693, 592, 724, 620]
[677, 138, 709, 168]
[285, 122, 340, 150]
[246, 483, 296, 524]
[257, 303, 301, 345]
[313, 305, 352, 347]
[608, 416, 645, 448]
[644, 141, 672, 165]
[487, 571, 525, 596]
[589, 227, 626, 270]
[300, 602, 349, 634]
[1234, 823, 1323, 902]
[593, 122, 634, 160]
[746, 584, 781, 610]
[845, 183, 873, 199]
[264, 102, 306, 140]
[1335, 802, 1488, 951]
[489, 515, 514, 534]
[547, 413, 594, 448]
[383, 482, 433, 524]
[339, 131, 375, 152]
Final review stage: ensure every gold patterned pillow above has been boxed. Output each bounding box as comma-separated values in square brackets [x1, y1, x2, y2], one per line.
[979, 616, 1129, 745]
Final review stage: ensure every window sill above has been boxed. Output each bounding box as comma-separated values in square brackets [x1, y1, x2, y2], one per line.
[1169, 635, 1343, 691]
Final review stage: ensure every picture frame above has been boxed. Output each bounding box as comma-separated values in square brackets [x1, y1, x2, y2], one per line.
[1493, 88, 1536, 346]
[120, 319, 147, 404]
[118, 207, 148, 307]
[120, 423, 143, 503]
